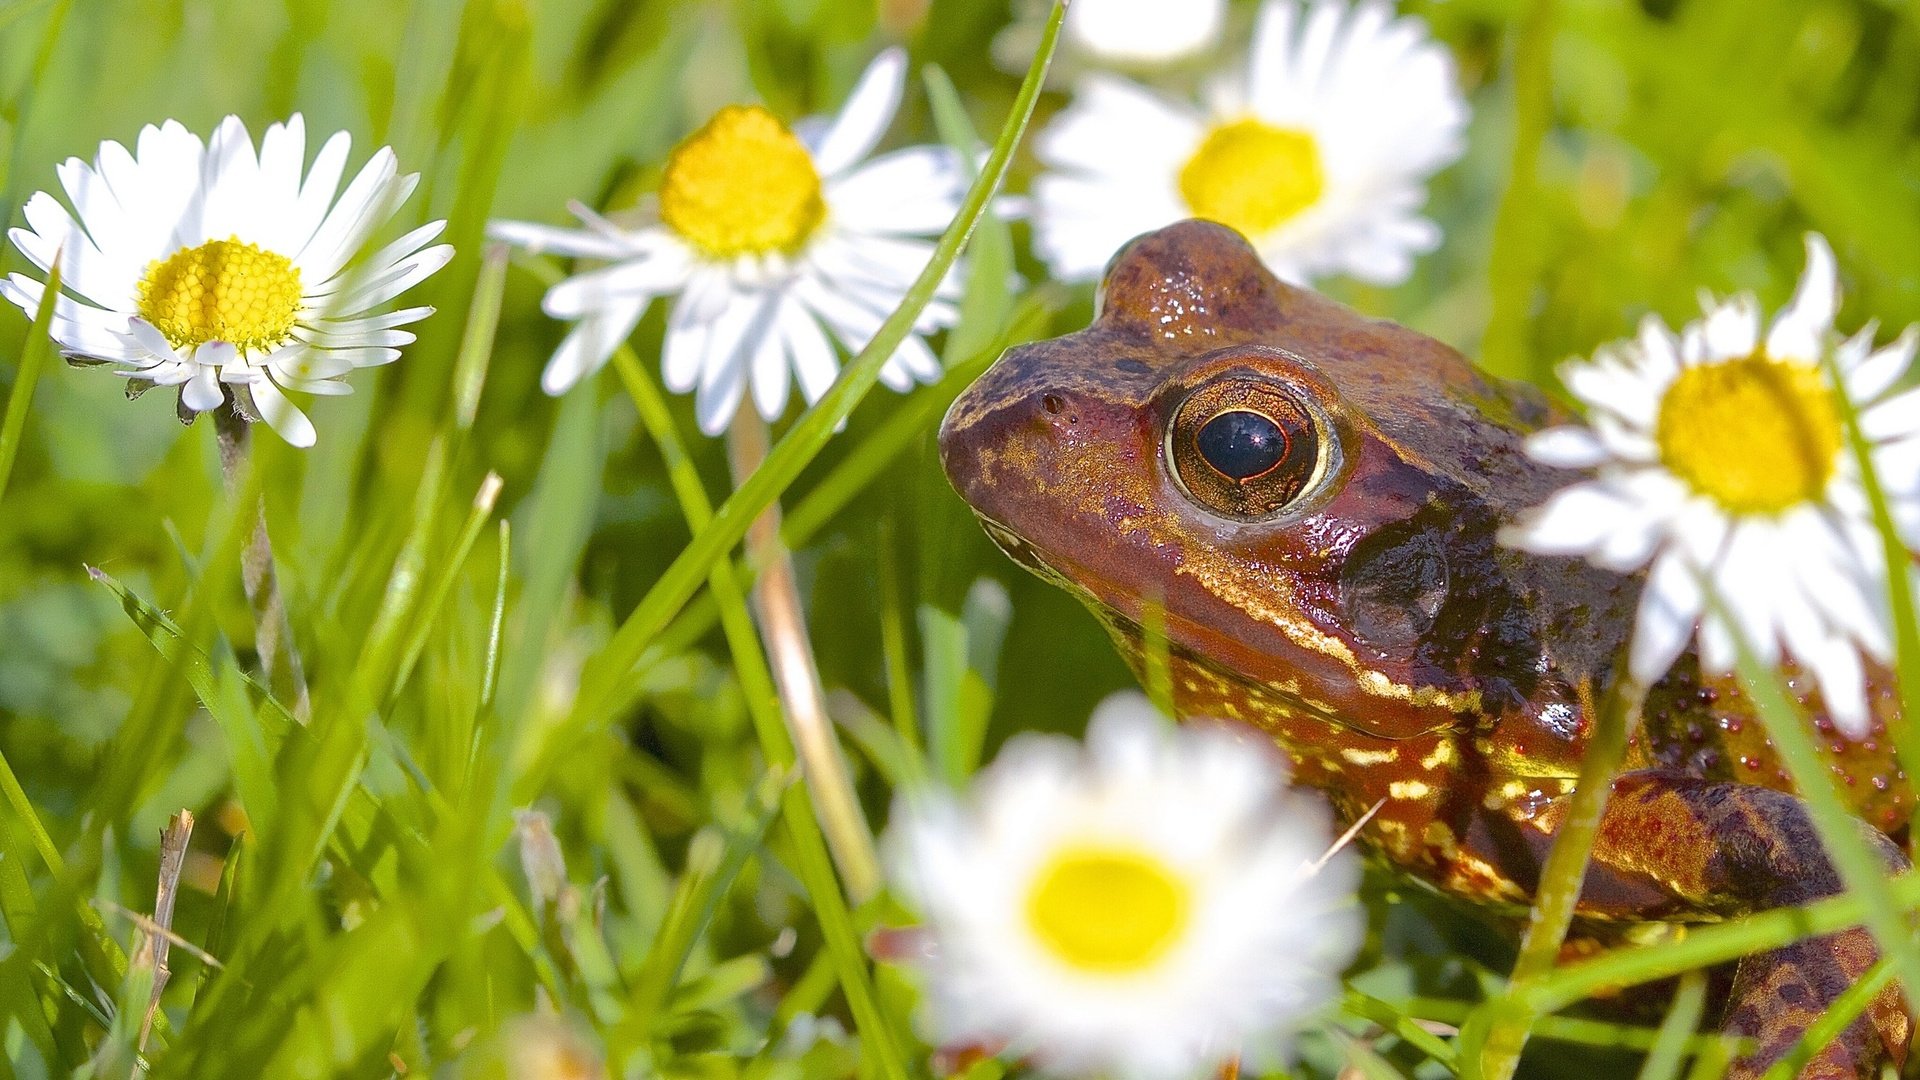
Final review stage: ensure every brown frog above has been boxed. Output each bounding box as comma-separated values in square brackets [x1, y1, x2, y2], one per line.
[937, 220, 1912, 1079]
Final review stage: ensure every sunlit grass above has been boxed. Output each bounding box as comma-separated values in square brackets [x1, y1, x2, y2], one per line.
[2, 0, 1919, 1078]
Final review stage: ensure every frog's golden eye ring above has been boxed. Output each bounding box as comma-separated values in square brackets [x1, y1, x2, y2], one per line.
[1168, 379, 1333, 520]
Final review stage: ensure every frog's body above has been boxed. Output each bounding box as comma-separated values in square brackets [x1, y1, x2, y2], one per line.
[938, 221, 1911, 1079]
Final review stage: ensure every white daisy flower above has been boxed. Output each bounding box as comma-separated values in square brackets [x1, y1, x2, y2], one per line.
[994, 0, 1230, 76]
[1031, 0, 1468, 285]
[489, 48, 966, 435]
[1501, 235, 1920, 737]
[2, 115, 451, 447]
[885, 693, 1360, 1080]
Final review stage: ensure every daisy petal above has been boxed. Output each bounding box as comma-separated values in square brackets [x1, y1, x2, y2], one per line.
[750, 317, 792, 421]
[541, 297, 649, 395]
[181, 365, 225, 412]
[1524, 427, 1609, 469]
[250, 376, 318, 448]
[781, 298, 840, 404]
[1629, 552, 1703, 684]
[810, 48, 907, 178]
[296, 148, 401, 282]
[488, 219, 640, 260]
[1499, 483, 1626, 555]
[1765, 233, 1839, 362]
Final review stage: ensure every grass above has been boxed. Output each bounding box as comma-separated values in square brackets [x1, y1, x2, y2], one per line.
[1, 0, 1919, 1078]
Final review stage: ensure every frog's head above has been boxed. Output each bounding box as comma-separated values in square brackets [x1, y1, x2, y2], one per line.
[940, 220, 1631, 742]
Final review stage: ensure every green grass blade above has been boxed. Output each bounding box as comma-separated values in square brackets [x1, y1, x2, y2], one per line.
[89, 565, 290, 826]
[1479, 0, 1557, 383]
[922, 62, 1014, 371]
[620, 771, 784, 1043]
[0, 257, 60, 511]
[1517, 867, 1920, 1017]
[876, 519, 923, 763]
[0, 739, 62, 882]
[388, 472, 503, 704]
[1634, 971, 1708, 1080]
[0, 750, 138, 1046]
[1468, 674, 1639, 1080]
[922, 580, 1010, 787]
[481, 518, 510, 713]
[493, 375, 605, 728]
[1410, 996, 1732, 1057]
[0, 0, 74, 226]
[1334, 1028, 1416, 1080]
[1342, 988, 1461, 1070]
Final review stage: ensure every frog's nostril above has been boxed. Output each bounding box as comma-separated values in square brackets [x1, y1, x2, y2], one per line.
[1038, 393, 1080, 427]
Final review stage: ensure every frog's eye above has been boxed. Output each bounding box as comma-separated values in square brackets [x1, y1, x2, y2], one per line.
[1169, 381, 1331, 519]
[1195, 410, 1289, 479]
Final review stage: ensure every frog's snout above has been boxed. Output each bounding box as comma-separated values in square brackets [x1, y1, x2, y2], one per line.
[937, 342, 1138, 554]
[937, 351, 1074, 513]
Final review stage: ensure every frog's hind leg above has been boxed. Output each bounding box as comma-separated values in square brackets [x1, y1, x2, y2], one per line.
[1595, 774, 1909, 1079]
[1722, 928, 1894, 1079]
[1482, 771, 1912, 1079]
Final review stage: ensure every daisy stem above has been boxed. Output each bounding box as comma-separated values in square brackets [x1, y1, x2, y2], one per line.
[727, 408, 883, 903]
[1472, 671, 1641, 1080]
[213, 405, 311, 722]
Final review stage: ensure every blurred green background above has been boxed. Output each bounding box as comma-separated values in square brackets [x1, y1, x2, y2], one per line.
[0, 0, 1916, 1076]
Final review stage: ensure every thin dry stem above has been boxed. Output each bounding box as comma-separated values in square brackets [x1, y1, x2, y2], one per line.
[213, 406, 311, 720]
[727, 410, 882, 902]
[97, 901, 223, 970]
[132, 809, 194, 1065]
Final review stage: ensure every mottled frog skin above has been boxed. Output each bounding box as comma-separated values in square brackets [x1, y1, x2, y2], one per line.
[938, 221, 1911, 1079]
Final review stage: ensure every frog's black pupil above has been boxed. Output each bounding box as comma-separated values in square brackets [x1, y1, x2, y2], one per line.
[1195, 410, 1288, 480]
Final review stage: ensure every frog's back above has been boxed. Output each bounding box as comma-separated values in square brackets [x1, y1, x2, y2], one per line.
[1634, 660, 1910, 832]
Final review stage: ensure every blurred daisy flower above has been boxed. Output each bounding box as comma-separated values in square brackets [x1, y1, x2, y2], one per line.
[994, 0, 1230, 78]
[1502, 235, 1920, 737]
[498, 1015, 606, 1080]
[490, 49, 965, 434]
[885, 693, 1360, 1080]
[1031, 0, 1466, 285]
[2, 115, 450, 447]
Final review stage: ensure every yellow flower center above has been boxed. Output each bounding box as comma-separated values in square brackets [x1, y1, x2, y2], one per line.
[137, 237, 303, 354]
[1026, 846, 1188, 974]
[1654, 353, 1843, 515]
[1179, 118, 1325, 239]
[658, 105, 826, 259]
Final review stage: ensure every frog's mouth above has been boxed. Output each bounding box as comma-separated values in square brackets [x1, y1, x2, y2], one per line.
[971, 512, 1404, 740]
[975, 511, 1098, 595]
[975, 515, 1074, 588]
